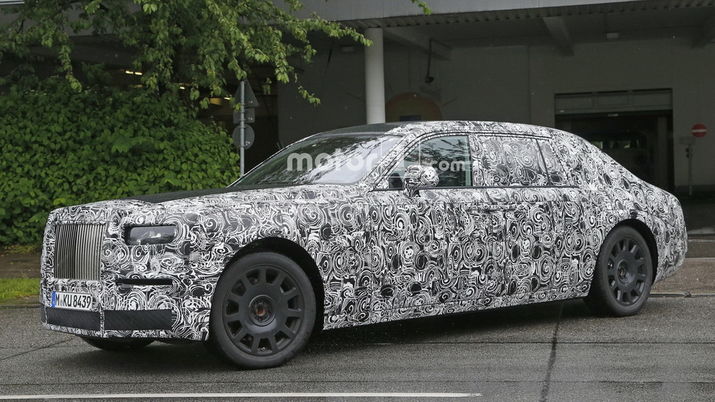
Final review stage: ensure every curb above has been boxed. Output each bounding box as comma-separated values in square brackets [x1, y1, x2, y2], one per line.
[0, 303, 39, 309]
[688, 227, 715, 236]
[651, 291, 715, 298]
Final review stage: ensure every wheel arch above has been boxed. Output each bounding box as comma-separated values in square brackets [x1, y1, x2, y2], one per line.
[612, 218, 659, 282]
[224, 237, 325, 333]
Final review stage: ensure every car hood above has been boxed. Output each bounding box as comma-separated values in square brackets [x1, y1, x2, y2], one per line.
[50, 184, 362, 223]
[137, 184, 361, 210]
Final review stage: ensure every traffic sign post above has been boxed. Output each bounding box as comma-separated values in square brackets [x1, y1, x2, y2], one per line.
[233, 81, 259, 177]
[240, 81, 245, 177]
[687, 123, 707, 196]
[688, 142, 693, 196]
[692, 123, 707, 138]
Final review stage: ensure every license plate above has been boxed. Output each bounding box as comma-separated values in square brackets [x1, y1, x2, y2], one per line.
[51, 292, 93, 311]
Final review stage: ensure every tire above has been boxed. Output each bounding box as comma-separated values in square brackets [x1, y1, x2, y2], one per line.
[209, 252, 316, 369]
[81, 336, 154, 351]
[585, 226, 654, 316]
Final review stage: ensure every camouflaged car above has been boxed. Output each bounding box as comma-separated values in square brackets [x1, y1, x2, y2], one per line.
[41, 121, 687, 368]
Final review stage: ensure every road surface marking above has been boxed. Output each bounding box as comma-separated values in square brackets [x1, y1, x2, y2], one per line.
[0, 392, 481, 399]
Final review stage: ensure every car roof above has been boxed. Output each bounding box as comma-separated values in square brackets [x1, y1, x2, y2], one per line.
[319, 121, 554, 138]
[320, 123, 406, 135]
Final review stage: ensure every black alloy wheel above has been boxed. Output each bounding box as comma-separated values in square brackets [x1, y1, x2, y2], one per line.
[208, 252, 316, 368]
[585, 226, 654, 316]
[607, 237, 648, 305]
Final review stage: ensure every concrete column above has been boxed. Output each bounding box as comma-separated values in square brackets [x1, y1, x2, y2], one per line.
[655, 116, 669, 189]
[364, 27, 386, 124]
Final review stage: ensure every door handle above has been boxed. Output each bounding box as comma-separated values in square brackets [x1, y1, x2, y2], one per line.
[466, 205, 516, 214]
[467, 205, 499, 213]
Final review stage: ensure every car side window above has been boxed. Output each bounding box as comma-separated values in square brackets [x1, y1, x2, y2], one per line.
[538, 140, 569, 186]
[388, 135, 472, 189]
[472, 135, 549, 187]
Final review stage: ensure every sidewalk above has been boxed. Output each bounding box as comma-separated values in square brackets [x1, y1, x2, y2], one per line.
[653, 254, 715, 295]
[0, 251, 38, 278]
[681, 193, 715, 235]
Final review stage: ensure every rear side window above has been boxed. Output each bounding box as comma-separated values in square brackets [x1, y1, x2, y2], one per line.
[538, 140, 569, 186]
[472, 136, 549, 187]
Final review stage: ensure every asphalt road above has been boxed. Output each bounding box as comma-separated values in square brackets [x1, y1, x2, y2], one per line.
[0, 293, 713, 401]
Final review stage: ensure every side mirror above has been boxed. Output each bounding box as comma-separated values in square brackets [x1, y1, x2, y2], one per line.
[403, 164, 439, 197]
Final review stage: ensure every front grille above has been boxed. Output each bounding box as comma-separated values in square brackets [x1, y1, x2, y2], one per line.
[54, 223, 106, 280]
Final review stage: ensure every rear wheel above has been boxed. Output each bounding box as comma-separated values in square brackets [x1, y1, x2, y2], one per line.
[81, 336, 153, 351]
[208, 252, 316, 369]
[585, 226, 654, 316]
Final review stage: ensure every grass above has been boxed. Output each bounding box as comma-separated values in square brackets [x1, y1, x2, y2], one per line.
[0, 278, 39, 304]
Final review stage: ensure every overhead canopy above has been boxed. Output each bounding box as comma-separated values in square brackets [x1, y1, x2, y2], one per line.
[299, 0, 715, 50]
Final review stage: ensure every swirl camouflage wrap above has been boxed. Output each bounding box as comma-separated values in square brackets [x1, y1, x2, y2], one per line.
[40, 121, 687, 341]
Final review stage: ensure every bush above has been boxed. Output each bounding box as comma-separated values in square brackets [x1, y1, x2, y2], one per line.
[0, 79, 240, 245]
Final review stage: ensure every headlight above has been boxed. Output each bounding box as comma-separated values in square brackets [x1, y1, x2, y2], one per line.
[126, 225, 177, 245]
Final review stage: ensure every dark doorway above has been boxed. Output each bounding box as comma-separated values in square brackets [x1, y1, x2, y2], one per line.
[555, 110, 673, 190]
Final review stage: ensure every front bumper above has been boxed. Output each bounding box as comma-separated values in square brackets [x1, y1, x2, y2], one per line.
[42, 306, 173, 333]
[39, 203, 224, 341]
[39, 275, 201, 339]
[41, 270, 214, 342]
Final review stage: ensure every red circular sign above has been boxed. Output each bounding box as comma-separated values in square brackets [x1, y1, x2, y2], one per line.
[692, 123, 707, 138]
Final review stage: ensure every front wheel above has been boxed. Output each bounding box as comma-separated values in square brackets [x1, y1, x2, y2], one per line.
[585, 226, 654, 316]
[208, 252, 316, 369]
[81, 336, 153, 351]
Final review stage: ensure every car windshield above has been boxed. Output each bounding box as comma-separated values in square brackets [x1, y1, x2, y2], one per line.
[232, 134, 401, 186]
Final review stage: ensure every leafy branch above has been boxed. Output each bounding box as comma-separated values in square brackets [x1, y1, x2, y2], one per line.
[1, 0, 430, 106]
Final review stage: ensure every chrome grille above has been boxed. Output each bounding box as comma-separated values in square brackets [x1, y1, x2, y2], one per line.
[54, 223, 106, 280]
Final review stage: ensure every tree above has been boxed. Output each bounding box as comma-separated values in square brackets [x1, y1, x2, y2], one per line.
[0, 0, 429, 107]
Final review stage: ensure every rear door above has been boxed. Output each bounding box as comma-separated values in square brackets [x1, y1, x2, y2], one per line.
[467, 134, 570, 302]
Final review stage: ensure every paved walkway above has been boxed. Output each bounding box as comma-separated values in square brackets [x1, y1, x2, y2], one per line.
[0, 252, 38, 278]
[682, 199, 715, 235]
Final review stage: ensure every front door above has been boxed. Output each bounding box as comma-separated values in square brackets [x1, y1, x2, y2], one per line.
[367, 134, 473, 311]
[444, 188, 508, 305]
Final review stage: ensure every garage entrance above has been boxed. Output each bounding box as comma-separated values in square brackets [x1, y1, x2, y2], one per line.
[554, 89, 673, 190]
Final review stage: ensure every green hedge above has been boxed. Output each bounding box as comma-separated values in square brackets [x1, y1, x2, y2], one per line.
[0, 79, 240, 245]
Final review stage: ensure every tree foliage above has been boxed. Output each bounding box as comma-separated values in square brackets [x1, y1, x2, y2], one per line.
[0, 78, 240, 245]
[1, 0, 429, 107]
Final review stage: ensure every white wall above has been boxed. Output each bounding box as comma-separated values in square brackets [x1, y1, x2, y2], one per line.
[278, 37, 715, 188]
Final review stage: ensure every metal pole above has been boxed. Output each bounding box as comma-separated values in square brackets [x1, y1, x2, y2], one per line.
[364, 27, 385, 124]
[688, 144, 693, 196]
[239, 80, 246, 177]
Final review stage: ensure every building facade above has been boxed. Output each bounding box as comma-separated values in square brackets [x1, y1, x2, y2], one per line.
[277, 0, 715, 192]
[1, 0, 713, 191]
